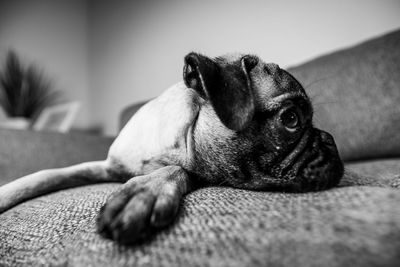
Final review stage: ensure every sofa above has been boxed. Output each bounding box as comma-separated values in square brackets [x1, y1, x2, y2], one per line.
[1, 30, 399, 267]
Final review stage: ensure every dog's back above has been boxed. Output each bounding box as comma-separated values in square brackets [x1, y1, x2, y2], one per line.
[107, 82, 201, 177]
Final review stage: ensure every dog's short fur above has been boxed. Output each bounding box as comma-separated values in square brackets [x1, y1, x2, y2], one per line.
[0, 53, 344, 244]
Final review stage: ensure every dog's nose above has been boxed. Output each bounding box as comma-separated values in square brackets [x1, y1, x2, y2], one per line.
[319, 130, 335, 147]
[296, 128, 343, 192]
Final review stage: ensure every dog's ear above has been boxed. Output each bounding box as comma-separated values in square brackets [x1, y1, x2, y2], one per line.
[183, 53, 258, 131]
[183, 52, 218, 98]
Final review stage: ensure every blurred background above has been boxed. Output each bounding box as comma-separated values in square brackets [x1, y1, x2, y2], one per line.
[0, 0, 399, 136]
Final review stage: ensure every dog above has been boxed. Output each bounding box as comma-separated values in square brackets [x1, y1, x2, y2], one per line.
[0, 52, 344, 244]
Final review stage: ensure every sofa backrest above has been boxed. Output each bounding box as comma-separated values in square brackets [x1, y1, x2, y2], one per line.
[288, 29, 400, 161]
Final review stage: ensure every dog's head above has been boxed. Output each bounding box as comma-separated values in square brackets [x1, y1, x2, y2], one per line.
[183, 52, 343, 192]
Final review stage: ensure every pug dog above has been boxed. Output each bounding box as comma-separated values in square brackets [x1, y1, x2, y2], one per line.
[0, 52, 344, 244]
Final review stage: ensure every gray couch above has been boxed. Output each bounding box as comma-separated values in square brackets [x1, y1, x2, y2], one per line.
[1, 30, 399, 267]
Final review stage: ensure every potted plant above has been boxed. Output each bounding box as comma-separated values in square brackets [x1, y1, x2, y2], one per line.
[0, 50, 61, 129]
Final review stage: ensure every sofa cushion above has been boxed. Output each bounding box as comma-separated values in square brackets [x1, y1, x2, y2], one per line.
[288, 29, 400, 161]
[346, 158, 400, 182]
[0, 179, 399, 267]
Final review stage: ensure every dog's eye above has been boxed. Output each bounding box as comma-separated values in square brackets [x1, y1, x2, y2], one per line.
[280, 108, 300, 131]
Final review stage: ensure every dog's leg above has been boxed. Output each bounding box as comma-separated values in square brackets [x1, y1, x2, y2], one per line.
[0, 161, 116, 213]
[97, 165, 193, 244]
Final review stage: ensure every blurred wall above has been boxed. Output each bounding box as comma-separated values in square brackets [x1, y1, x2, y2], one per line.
[1, 0, 400, 135]
[0, 0, 90, 129]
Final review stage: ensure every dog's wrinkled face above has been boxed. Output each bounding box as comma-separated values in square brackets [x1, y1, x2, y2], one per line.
[183, 52, 343, 192]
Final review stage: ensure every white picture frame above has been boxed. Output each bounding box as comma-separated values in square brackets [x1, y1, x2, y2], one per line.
[32, 102, 80, 133]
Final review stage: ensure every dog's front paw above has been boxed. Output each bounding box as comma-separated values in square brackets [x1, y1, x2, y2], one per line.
[97, 175, 182, 244]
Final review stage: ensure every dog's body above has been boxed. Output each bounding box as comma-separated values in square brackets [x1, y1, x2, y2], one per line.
[109, 82, 199, 177]
[0, 53, 344, 244]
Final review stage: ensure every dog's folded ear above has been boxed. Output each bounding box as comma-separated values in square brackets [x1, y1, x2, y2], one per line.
[183, 52, 218, 98]
[183, 52, 258, 131]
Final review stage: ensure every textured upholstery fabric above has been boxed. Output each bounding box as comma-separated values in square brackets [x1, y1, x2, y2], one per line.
[288, 30, 400, 161]
[0, 182, 399, 267]
[346, 158, 400, 182]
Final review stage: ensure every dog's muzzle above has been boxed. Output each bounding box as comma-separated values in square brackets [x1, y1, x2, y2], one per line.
[281, 128, 344, 192]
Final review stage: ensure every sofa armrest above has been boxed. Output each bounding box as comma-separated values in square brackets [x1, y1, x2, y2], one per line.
[0, 129, 114, 186]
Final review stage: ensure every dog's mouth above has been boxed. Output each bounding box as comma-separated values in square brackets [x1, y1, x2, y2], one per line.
[277, 128, 344, 192]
